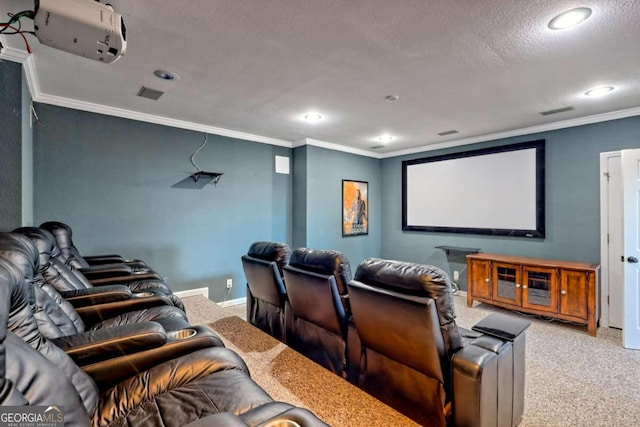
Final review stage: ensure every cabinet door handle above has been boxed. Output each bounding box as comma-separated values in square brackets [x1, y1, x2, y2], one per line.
[485, 278, 490, 282]
[515, 284, 521, 288]
[560, 289, 567, 295]
[522, 285, 528, 289]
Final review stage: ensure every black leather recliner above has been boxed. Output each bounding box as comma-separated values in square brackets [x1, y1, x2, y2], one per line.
[241, 241, 290, 342]
[0, 232, 228, 389]
[38, 221, 170, 290]
[14, 226, 186, 311]
[282, 247, 353, 377]
[348, 258, 529, 427]
[40, 220, 152, 271]
[0, 232, 199, 337]
[0, 257, 329, 426]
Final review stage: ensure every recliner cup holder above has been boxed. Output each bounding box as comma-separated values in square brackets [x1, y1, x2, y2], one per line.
[262, 421, 301, 427]
[132, 291, 155, 298]
[168, 328, 197, 340]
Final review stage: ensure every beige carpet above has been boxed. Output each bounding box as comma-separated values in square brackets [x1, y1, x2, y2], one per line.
[183, 295, 640, 427]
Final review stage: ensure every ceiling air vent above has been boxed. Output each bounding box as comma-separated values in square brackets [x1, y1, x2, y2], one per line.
[540, 106, 574, 116]
[437, 130, 459, 136]
[369, 145, 385, 150]
[137, 86, 164, 100]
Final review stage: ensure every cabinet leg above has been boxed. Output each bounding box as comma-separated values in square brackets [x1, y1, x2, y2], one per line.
[588, 319, 597, 337]
[467, 292, 473, 308]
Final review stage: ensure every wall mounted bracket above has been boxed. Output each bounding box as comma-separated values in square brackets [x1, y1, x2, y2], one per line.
[190, 171, 223, 187]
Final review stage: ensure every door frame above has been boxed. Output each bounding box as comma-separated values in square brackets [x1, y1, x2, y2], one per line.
[599, 150, 620, 328]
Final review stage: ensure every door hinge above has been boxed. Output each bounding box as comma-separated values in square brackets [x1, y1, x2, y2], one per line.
[604, 171, 611, 181]
[607, 233, 610, 244]
[608, 295, 610, 305]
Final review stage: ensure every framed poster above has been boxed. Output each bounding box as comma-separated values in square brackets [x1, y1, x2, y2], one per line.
[342, 180, 368, 236]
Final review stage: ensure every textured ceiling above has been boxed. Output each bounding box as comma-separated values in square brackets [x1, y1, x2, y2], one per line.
[1, 0, 639, 155]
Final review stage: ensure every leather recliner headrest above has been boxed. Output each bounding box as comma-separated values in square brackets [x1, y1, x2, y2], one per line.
[354, 257, 452, 298]
[353, 258, 462, 354]
[288, 248, 352, 294]
[39, 221, 73, 250]
[247, 242, 290, 275]
[0, 233, 40, 284]
[13, 227, 58, 267]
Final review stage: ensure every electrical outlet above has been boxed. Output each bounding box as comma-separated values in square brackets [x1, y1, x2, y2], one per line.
[453, 270, 460, 281]
[226, 278, 233, 289]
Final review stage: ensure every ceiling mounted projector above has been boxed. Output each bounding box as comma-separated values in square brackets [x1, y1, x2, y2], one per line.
[34, 0, 126, 63]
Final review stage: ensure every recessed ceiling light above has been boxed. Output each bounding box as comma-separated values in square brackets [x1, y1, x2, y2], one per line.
[585, 86, 615, 97]
[385, 94, 400, 102]
[154, 69, 177, 80]
[548, 7, 592, 30]
[376, 134, 395, 143]
[303, 112, 324, 123]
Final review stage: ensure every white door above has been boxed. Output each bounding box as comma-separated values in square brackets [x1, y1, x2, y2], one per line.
[622, 149, 640, 349]
[607, 155, 623, 328]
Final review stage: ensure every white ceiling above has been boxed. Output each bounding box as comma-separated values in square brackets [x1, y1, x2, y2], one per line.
[1, 0, 639, 156]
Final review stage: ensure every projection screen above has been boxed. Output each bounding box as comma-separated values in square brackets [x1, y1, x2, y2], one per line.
[402, 140, 545, 238]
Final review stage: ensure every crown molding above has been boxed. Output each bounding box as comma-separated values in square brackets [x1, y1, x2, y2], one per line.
[379, 106, 640, 159]
[298, 138, 383, 159]
[0, 36, 30, 63]
[33, 92, 293, 148]
[21, 55, 40, 98]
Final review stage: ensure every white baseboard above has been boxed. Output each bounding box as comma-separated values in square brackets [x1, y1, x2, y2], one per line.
[174, 287, 209, 299]
[218, 297, 247, 308]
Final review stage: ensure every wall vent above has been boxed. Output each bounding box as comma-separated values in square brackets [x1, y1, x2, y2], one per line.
[137, 86, 164, 100]
[437, 130, 459, 136]
[540, 106, 574, 116]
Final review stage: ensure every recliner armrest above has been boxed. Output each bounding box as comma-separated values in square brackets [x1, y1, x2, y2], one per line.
[80, 262, 150, 274]
[74, 294, 174, 325]
[82, 325, 226, 390]
[84, 254, 126, 264]
[471, 313, 531, 341]
[84, 254, 147, 267]
[88, 271, 164, 286]
[451, 340, 506, 427]
[50, 321, 167, 365]
[79, 264, 134, 279]
[59, 285, 132, 307]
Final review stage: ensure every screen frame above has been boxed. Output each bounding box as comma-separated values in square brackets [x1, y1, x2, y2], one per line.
[401, 140, 545, 238]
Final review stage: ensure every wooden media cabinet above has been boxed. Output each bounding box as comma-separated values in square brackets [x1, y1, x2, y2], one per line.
[466, 253, 600, 336]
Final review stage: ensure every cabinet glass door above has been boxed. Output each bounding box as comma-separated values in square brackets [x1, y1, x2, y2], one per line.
[522, 266, 558, 313]
[492, 262, 521, 305]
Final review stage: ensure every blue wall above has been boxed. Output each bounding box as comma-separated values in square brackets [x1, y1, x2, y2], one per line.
[32, 104, 293, 301]
[302, 145, 382, 268]
[381, 116, 640, 288]
[0, 61, 23, 230]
